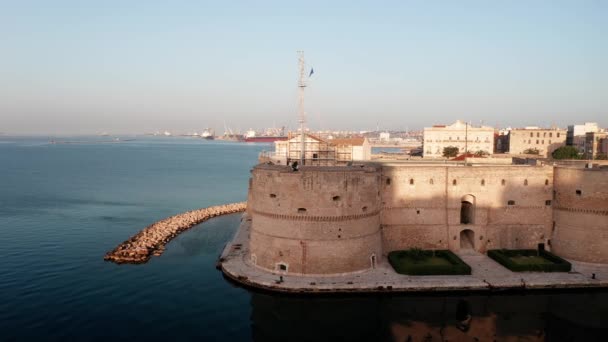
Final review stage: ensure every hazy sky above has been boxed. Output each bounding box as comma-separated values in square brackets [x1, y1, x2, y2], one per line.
[1, 1, 607, 135]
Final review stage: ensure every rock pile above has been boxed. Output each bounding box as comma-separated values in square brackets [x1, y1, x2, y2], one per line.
[104, 202, 247, 264]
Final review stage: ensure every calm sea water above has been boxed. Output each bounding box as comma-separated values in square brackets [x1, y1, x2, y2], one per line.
[1, 136, 606, 341]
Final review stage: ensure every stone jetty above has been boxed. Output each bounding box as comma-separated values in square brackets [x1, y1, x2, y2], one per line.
[104, 202, 247, 264]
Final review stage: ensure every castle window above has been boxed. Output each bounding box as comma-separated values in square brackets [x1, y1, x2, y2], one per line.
[549, 132, 553, 137]
[362, 206, 368, 212]
[537, 132, 540, 137]
[416, 209, 420, 214]
[536, 140, 539, 144]
[542, 140, 544, 144]
[557, 133, 560, 138]
[453, 179, 457, 186]
[332, 195, 341, 201]
[297, 208, 307, 213]
[269, 194, 277, 198]
[508, 200, 515, 205]
[501, 179, 506, 186]
[530, 132, 533, 137]
[386, 178, 391, 185]
[277, 263, 288, 272]
[429, 178, 434, 185]
[481, 179, 485, 186]
[545, 200, 552, 206]
[524, 179, 528, 186]
[409, 178, 414, 185]
[543, 132, 547, 137]
[576, 189, 582, 196]
[545, 179, 549, 186]
[312, 153, 318, 159]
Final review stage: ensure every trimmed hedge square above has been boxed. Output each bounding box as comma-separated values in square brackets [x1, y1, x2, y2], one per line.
[487, 249, 571, 272]
[388, 249, 471, 275]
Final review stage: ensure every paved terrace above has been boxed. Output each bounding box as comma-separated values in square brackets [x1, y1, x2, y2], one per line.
[220, 214, 608, 293]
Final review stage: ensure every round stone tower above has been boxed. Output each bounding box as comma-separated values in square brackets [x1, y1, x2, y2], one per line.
[552, 165, 608, 264]
[247, 164, 382, 275]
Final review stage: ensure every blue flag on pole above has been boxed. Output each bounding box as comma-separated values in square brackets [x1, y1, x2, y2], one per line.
[309, 68, 314, 77]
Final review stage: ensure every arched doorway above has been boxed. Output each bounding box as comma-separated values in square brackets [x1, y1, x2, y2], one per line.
[460, 194, 475, 224]
[460, 229, 475, 249]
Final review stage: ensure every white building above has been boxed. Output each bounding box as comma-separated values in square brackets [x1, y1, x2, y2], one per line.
[423, 120, 494, 158]
[567, 122, 599, 154]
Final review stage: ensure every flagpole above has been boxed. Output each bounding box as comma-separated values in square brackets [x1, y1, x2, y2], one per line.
[297, 51, 306, 165]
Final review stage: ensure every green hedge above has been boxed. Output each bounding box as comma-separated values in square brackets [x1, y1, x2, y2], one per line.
[388, 249, 471, 275]
[487, 249, 571, 272]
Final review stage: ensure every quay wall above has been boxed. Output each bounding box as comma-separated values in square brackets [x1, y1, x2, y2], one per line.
[552, 166, 608, 263]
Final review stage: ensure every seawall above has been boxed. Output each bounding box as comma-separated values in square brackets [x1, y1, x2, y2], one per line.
[104, 202, 247, 264]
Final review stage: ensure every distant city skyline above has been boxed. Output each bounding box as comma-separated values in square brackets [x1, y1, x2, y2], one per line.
[1, 1, 607, 135]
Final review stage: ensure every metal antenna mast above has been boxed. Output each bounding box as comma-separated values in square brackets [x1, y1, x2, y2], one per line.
[297, 51, 307, 165]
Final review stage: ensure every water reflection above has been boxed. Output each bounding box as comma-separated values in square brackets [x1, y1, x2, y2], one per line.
[250, 291, 608, 342]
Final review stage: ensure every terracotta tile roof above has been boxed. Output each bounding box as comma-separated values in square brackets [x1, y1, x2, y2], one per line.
[330, 137, 366, 146]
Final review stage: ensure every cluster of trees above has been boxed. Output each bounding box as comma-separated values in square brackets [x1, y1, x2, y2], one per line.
[523, 148, 540, 155]
[440, 145, 605, 160]
[442, 146, 459, 158]
[551, 146, 580, 159]
[550, 146, 606, 160]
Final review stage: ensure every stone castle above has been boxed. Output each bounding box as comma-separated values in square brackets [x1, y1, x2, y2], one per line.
[245, 162, 608, 276]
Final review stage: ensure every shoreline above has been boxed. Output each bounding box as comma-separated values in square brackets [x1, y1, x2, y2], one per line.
[219, 215, 608, 294]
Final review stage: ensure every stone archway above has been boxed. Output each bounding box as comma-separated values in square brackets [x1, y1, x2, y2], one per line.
[460, 229, 475, 249]
[460, 194, 475, 224]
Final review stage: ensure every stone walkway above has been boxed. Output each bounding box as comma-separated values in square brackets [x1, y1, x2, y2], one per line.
[219, 214, 608, 293]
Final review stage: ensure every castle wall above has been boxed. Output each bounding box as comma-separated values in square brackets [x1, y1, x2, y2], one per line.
[380, 164, 553, 254]
[248, 165, 382, 275]
[247, 162, 606, 276]
[552, 167, 608, 263]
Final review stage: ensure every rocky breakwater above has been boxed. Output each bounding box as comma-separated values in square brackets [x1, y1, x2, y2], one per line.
[104, 202, 247, 264]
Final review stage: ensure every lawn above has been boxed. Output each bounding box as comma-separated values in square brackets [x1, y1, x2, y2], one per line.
[388, 249, 471, 275]
[510, 255, 554, 266]
[488, 249, 571, 272]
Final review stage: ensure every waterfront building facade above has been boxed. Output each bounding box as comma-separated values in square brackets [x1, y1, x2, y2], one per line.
[507, 127, 566, 157]
[423, 120, 494, 158]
